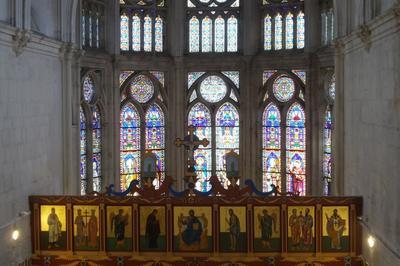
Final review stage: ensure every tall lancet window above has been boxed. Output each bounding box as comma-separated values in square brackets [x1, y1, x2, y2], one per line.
[120, 0, 167, 52]
[262, 0, 305, 51]
[119, 71, 167, 191]
[80, 73, 103, 195]
[323, 74, 335, 195]
[261, 70, 307, 195]
[187, 0, 240, 53]
[187, 72, 240, 191]
[81, 0, 105, 49]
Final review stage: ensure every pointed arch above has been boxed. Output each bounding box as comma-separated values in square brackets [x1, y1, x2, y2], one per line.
[285, 12, 294, 49]
[189, 16, 200, 52]
[296, 11, 305, 48]
[155, 16, 163, 52]
[201, 16, 212, 52]
[227, 15, 238, 52]
[188, 102, 212, 192]
[131, 14, 141, 51]
[120, 103, 141, 191]
[145, 103, 166, 186]
[274, 13, 283, 50]
[120, 14, 129, 51]
[92, 105, 102, 192]
[214, 16, 225, 52]
[215, 102, 239, 188]
[264, 15, 272, 50]
[286, 102, 306, 195]
[80, 106, 88, 195]
[262, 103, 281, 191]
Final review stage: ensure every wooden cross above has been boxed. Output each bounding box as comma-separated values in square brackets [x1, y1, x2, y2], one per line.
[174, 126, 209, 168]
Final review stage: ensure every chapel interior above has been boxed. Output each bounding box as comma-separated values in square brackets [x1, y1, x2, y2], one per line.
[0, 0, 399, 265]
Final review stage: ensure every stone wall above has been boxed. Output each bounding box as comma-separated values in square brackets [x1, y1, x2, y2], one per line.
[335, 1, 400, 265]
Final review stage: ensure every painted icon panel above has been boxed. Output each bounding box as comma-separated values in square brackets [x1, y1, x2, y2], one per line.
[254, 206, 281, 252]
[322, 206, 350, 252]
[139, 206, 166, 251]
[40, 205, 67, 250]
[219, 206, 247, 252]
[173, 206, 212, 252]
[106, 206, 133, 251]
[287, 206, 315, 252]
[73, 205, 100, 251]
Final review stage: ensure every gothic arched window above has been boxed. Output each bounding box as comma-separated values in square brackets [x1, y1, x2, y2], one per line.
[323, 74, 335, 195]
[261, 71, 306, 195]
[120, 0, 166, 52]
[119, 71, 167, 191]
[81, 0, 105, 49]
[320, 0, 334, 46]
[262, 0, 305, 51]
[80, 73, 103, 195]
[187, 72, 240, 191]
[187, 0, 240, 53]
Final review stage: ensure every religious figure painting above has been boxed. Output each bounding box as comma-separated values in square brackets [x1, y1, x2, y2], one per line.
[219, 206, 247, 252]
[173, 206, 212, 252]
[139, 206, 166, 251]
[253, 206, 281, 252]
[73, 205, 100, 251]
[322, 206, 349, 252]
[106, 206, 132, 251]
[40, 205, 67, 250]
[287, 206, 315, 252]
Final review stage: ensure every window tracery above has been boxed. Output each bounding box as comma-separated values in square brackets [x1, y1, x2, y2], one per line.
[119, 71, 167, 191]
[187, 0, 240, 53]
[262, 0, 305, 51]
[81, 0, 105, 49]
[80, 73, 104, 195]
[120, 0, 166, 52]
[261, 70, 306, 195]
[187, 72, 240, 191]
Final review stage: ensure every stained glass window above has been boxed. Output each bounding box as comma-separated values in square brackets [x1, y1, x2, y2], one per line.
[120, 71, 167, 191]
[199, 75, 227, 103]
[262, 103, 281, 192]
[145, 104, 165, 187]
[262, 1, 304, 51]
[92, 106, 102, 192]
[83, 75, 95, 103]
[328, 75, 335, 102]
[188, 103, 213, 192]
[80, 106, 87, 195]
[120, 14, 129, 51]
[264, 15, 272, 50]
[323, 106, 332, 196]
[120, 103, 141, 191]
[274, 14, 283, 50]
[187, 1, 239, 53]
[216, 103, 239, 188]
[132, 15, 141, 51]
[296, 12, 305, 49]
[80, 72, 103, 195]
[227, 16, 238, 52]
[155, 16, 163, 52]
[129, 75, 155, 103]
[285, 13, 294, 49]
[286, 103, 306, 196]
[120, 1, 165, 52]
[188, 72, 240, 191]
[214, 16, 225, 52]
[273, 76, 295, 102]
[144, 15, 153, 52]
[189, 16, 200, 52]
